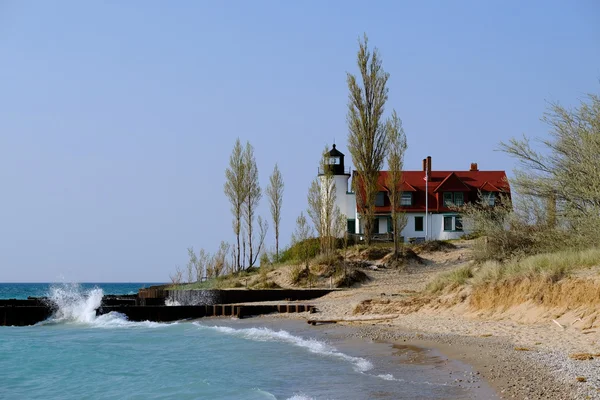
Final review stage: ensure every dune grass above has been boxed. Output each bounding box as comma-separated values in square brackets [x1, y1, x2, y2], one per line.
[428, 247, 600, 294]
[426, 265, 474, 293]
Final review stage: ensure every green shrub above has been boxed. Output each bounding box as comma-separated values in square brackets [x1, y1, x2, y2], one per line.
[279, 238, 320, 264]
[427, 265, 474, 293]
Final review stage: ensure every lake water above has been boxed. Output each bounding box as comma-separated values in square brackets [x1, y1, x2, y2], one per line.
[0, 284, 493, 399]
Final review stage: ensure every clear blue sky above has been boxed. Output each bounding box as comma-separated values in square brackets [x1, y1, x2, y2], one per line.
[1, 1, 598, 282]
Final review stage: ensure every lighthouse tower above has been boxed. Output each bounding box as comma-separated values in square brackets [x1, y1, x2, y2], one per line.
[318, 144, 357, 235]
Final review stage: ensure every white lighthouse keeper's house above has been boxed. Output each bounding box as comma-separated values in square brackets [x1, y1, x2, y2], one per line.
[318, 144, 511, 242]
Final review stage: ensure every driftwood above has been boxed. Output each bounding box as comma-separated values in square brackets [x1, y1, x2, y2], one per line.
[552, 319, 565, 330]
[307, 314, 398, 325]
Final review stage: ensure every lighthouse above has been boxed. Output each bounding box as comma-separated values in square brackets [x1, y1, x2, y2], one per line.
[318, 144, 357, 235]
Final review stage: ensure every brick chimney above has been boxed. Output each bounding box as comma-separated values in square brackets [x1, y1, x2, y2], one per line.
[470, 163, 479, 171]
[426, 156, 432, 176]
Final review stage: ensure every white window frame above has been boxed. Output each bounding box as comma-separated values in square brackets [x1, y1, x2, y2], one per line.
[400, 192, 413, 206]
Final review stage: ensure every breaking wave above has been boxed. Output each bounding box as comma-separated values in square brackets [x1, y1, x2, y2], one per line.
[194, 324, 373, 373]
[286, 395, 315, 400]
[41, 283, 166, 328]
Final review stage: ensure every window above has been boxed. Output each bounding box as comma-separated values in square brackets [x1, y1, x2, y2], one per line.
[443, 216, 453, 231]
[455, 216, 463, 231]
[443, 192, 453, 206]
[483, 192, 495, 206]
[375, 192, 385, 207]
[400, 192, 413, 206]
[328, 157, 340, 165]
[415, 216, 424, 232]
[454, 192, 464, 206]
[443, 192, 465, 207]
[444, 215, 463, 231]
[347, 219, 356, 234]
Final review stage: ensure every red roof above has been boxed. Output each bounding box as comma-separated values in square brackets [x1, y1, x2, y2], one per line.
[356, 169, 510, 213]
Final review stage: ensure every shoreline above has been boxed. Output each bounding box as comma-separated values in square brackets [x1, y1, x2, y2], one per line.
[200, 315, 499, 399]
[256, 312, 599, 399]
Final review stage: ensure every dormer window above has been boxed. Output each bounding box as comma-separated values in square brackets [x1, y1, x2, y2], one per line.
[400, 192, 413, 206]
[482, 192, 495, 206]
[454, 192, 464, 206]
[375, 192, 385, 207]
[443, 192, 453, 207]
[443, 192, 465, 207]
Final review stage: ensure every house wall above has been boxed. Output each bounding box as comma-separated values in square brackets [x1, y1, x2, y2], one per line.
[356, 213, 468, 241]
[392, 213, 469, 241]
[331, 176, 469, 240]
[400, 213, 427, 240]
[431, 213, 467, 241]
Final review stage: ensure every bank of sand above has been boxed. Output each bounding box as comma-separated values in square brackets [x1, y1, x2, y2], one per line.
[263, 241, 600, 399]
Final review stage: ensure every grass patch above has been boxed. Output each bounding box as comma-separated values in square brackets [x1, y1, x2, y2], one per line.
[278, 238, 321, 264]
[312, 252, 342, 266]
[426, 265, 474, 293]
[471, 247, 600, 286]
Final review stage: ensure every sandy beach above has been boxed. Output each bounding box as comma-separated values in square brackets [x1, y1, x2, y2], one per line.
[256, 240, 600, 399]
[202, 315, 500, 399]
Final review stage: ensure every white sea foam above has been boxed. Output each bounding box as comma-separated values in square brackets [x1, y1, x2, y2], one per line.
[286, 395, 315, 400]
[251, 388, 277, 399]
[375, 373, 450, 387]
[165, 298, 181, 306]
[194, 324, 373, 373]
[47, 283, 104, 324]
[43, 283, 169, 328]
[377, 373, 395, 381]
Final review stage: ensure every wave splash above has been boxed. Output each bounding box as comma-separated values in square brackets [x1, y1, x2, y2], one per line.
[194, 324, 373, 373]
[47, 283, 104, 323]
[43, 283, 164, 328]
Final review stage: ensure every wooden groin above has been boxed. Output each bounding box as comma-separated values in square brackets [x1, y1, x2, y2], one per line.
[0, 299, 53, 327]
[97, 303, 315, 322]
[0, 294, 321, 326]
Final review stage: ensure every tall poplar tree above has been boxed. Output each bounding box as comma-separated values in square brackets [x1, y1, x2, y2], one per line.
[224, 139, 247, 272]
[386, 110, 408, 258]
[243, 142, 263, 268]
[347, 34, 390, 245]
[266, 164, 284, 262]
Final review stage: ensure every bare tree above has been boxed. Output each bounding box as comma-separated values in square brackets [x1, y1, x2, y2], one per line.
[292, 212, 313, 272]
[266, 164, 284, 262]
[224, 139, 247, 272]
[186, 248, 196, 283]
[169, 266, 183, 285]
[499, 91, 600, 247]
[334, 206, 349, 279]
[308, 147, 337, 255]
[243, 142, 263, 268]
[346, 34, 390, 245]
[386, 110, 408, 258]
[208, 241, 231, 278]
[194, 248, 209, 282]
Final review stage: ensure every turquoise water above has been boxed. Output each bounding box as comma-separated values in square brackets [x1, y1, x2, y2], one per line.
[0, 284, 489, 399]
[0, 282, 161, 299]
